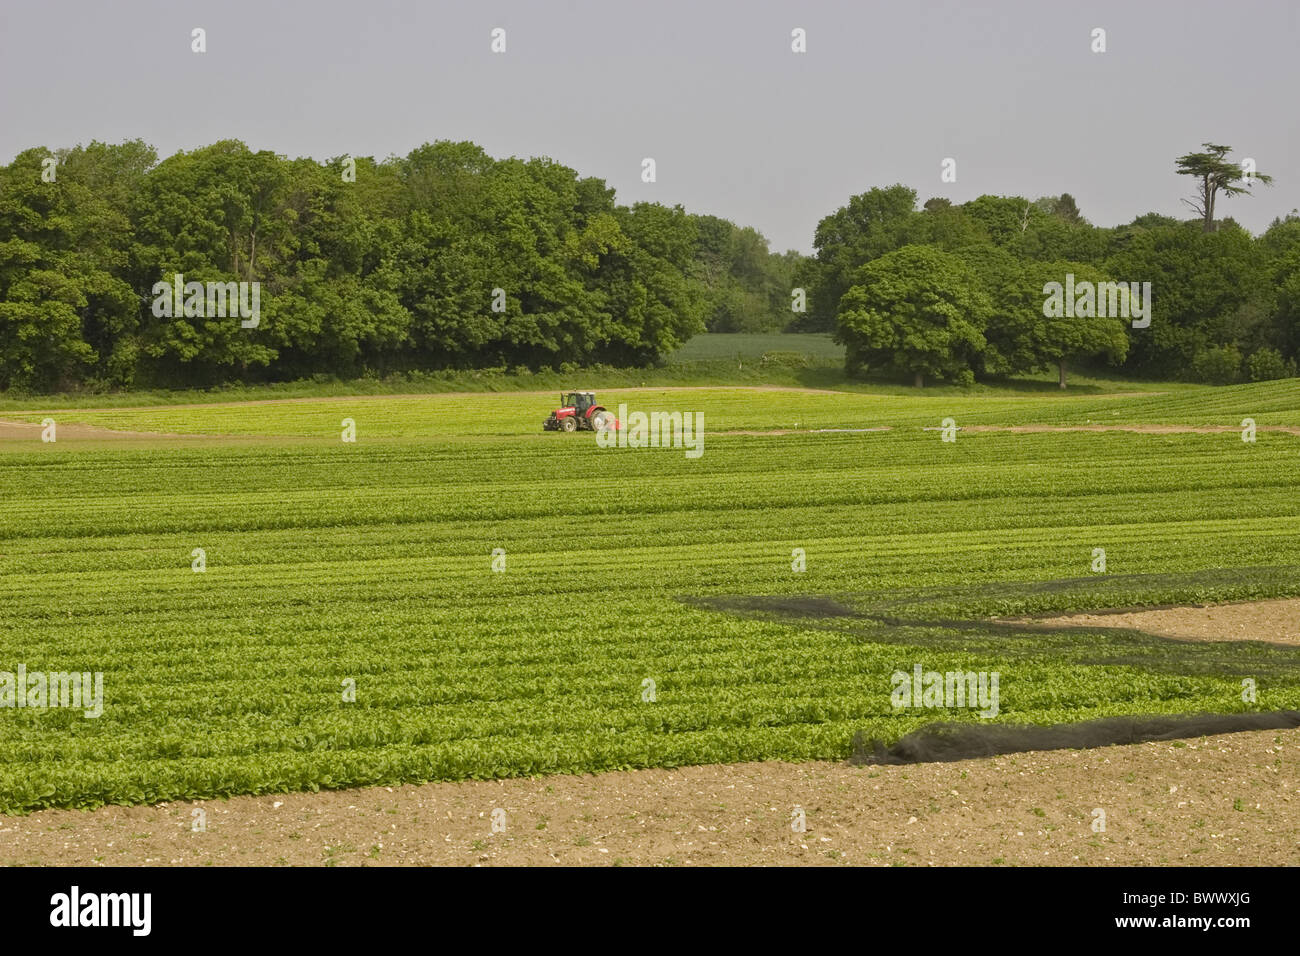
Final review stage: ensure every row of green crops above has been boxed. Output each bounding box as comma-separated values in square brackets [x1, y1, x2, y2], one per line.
[0, 383, 1298, 812]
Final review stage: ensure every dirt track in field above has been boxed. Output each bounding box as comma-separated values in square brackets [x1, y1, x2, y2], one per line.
[1009, 597, 1300, 646]
[1, 726, 1295, 867]
[0, 420, 193, 441]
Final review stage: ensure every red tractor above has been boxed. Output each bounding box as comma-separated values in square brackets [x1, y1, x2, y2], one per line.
[543, 391, 619, 432]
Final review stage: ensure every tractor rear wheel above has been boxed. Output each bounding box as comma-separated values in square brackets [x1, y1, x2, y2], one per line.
[591, 410, 614, 432]
[560, 417, 577, 433]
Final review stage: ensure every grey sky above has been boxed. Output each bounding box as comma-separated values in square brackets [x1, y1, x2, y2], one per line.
[2, 0, 1296, 253]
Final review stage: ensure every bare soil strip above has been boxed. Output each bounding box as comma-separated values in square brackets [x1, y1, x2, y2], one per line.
[1007, 597, 1300, 645]
[1, 728, 1293, 866]
[0, 420, 196, 441]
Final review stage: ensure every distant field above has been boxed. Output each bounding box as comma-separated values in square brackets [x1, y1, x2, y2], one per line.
[668, 332, 843, 363]
[1, 380, 1298, 813]
[4, 380, 1298, 437]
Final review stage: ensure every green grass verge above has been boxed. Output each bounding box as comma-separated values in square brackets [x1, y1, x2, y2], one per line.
[666, 332, 844, 362]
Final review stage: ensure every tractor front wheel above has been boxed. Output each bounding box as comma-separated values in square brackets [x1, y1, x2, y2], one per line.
[560, 417, 578, 433]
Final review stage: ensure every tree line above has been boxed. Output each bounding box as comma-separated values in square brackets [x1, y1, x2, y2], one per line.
[797, 146, 1299, 386]
[0, 139, 798, 391]
[3, 138, 1297, 392]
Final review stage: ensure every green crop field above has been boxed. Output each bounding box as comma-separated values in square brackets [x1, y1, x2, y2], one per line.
[1, 381, 1298, 814]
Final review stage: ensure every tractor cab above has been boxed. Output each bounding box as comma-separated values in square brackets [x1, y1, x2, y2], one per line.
[563, 391, 596, 414]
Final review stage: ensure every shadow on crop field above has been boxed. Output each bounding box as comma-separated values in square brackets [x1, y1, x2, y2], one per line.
[685, 565, 1300, 676]
[850, 710, 1300, 765]
[685, 566, 1300, 762]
